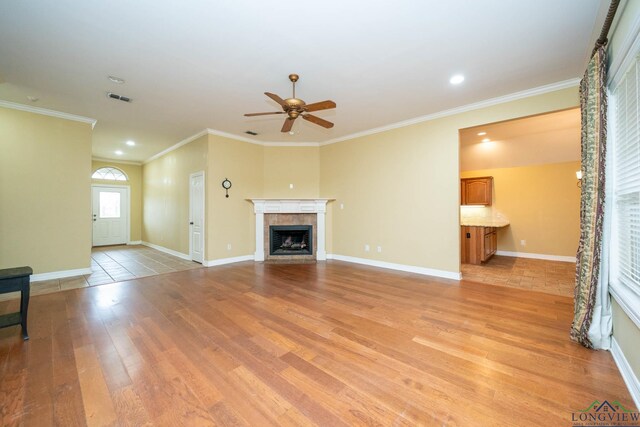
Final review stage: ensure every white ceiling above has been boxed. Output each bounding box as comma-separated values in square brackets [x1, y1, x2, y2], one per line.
[0, 0, 605, 162]
[459, 108, 581, 171]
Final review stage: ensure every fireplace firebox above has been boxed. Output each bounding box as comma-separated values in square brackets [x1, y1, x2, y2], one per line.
[269, 225, 313, 256]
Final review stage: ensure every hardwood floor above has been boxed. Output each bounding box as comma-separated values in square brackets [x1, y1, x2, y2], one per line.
[0, 261, 633, 426]
[461, 255, 576, 297]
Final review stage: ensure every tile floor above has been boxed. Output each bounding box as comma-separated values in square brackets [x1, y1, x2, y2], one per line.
[461, 255, 575, 297]
[0, 245, 203, 301]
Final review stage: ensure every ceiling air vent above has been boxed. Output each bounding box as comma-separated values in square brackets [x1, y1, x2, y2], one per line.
[245, 131, 258, 136]
[107, 92, 132, 103]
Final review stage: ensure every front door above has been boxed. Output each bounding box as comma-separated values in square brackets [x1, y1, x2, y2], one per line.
[92, 186, 129, 246]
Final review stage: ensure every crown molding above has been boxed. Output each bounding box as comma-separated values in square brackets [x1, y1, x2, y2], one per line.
[205, 128, 263, 145]
[319, 78, 581, 146]
[262, 142, 320, 147]
[142, 78, 580, 161]
[205, 128, 321, 146]
[143, 129, 209, 164]
[0, 99, 97, 128]
[92, 157, 143, 166]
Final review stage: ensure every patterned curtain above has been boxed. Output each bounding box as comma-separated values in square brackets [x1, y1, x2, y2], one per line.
[570, 46, 608, 348]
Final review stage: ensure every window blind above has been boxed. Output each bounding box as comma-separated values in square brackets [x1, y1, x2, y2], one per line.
[611, 53, 640, 301]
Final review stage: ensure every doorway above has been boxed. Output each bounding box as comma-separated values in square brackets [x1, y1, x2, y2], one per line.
[189, 171, 205, 263]
[92, 185, 130, 246]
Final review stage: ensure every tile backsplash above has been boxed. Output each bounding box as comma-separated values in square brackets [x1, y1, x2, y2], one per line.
[460, 205, 508, 223]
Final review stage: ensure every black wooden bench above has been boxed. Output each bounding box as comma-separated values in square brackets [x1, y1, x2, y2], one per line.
[0, 266, 32, 340]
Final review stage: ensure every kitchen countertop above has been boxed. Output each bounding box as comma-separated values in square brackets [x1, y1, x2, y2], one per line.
[460, 218, 510, 227]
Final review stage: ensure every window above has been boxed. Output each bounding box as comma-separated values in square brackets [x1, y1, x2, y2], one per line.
[92, 167, 127, 181]
[99, 192, 121, 218]
[610, 53, 640, 325]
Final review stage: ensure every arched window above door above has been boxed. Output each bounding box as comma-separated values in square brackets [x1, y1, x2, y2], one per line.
[92, 167, 128, 181]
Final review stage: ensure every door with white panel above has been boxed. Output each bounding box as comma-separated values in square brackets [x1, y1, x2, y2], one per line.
[189, 172, 205, 263]
[92, 186, 129, 246]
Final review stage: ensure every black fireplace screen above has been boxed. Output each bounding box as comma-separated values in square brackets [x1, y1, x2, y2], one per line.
[269, 225, 313, 256]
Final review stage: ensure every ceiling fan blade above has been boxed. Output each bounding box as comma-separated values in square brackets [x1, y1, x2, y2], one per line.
[244, 112, 286, 117]
[281, 118, 295, 133]
[302, 114, 334, 128]
[265, 92, 287, 106]
[304, 100, 336, 112]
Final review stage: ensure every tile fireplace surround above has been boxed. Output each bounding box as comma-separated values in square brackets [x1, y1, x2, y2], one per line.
[249, 199, 332, 262]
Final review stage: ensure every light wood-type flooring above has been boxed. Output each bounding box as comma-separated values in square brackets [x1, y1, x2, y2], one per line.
[0, 245, 203, 302]
[461, 255, 575, 297]
[0, 261, 634, 426]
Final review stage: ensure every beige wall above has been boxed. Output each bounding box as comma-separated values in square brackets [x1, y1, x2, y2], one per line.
[320, 87, 579, 274]
[91, 160, 142, 242]
[207, 134, 263, 260]
[608, 0, 640, 389]
[461, 161, 581, 257]
[263, 146, 320, 198]
[0, 107, 92, 274]
[612, 298, 640, 380]
[142, 136, 208, 255]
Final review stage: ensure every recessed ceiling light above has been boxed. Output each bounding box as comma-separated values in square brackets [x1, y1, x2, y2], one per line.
[108, 76, 125, 84]
[449, 74, 465, 85]
[126, 140, 135, 146]
[477, 132, 487, 136]
[115, 150, 123, 155]
[482, 138, 490, 143]
[27, 96, 39, 102]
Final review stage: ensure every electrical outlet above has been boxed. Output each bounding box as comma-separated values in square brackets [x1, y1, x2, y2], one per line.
[289, 183, 294, 189]
[364, 244, 370, 252]
[340, 203, 344, 210]
[520, 240, 526, 246]
[227, 243, 232, 250]
[377, 246, 382, 253]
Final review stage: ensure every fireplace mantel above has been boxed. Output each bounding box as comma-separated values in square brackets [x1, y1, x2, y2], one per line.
[248, 199, 333, 261]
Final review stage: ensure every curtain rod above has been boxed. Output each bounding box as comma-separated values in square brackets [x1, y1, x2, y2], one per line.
[592, 0, 621, 56]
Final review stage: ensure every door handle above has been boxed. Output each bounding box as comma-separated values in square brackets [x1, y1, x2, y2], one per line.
[190, 222, 194, 225]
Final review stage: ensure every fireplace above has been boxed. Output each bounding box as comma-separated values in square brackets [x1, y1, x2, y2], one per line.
[249, 199, 331, 262]
[269, 225, 313, 256]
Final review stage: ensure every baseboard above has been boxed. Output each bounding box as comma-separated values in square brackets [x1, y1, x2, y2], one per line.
[327, 254, 461, 281]
[611, 337, 640, 410]
[127, 240, 142, 245]
[141, 241, 191, 261]
[31, 267, 93, 282]
[204, 255, 254, 267]
[495, 250, 576, 263]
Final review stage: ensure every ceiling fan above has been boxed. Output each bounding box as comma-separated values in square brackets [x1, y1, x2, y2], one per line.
[244, 74, 336, 133]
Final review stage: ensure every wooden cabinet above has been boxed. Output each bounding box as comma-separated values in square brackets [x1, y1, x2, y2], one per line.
[483, 227, 497, 261]
[461, 177, 493, 206]
[461, 226, 497, 265]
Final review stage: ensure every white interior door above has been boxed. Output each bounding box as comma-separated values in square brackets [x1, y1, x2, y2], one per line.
[189, 172, 205, 263]
[92, 186, 129, 246]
